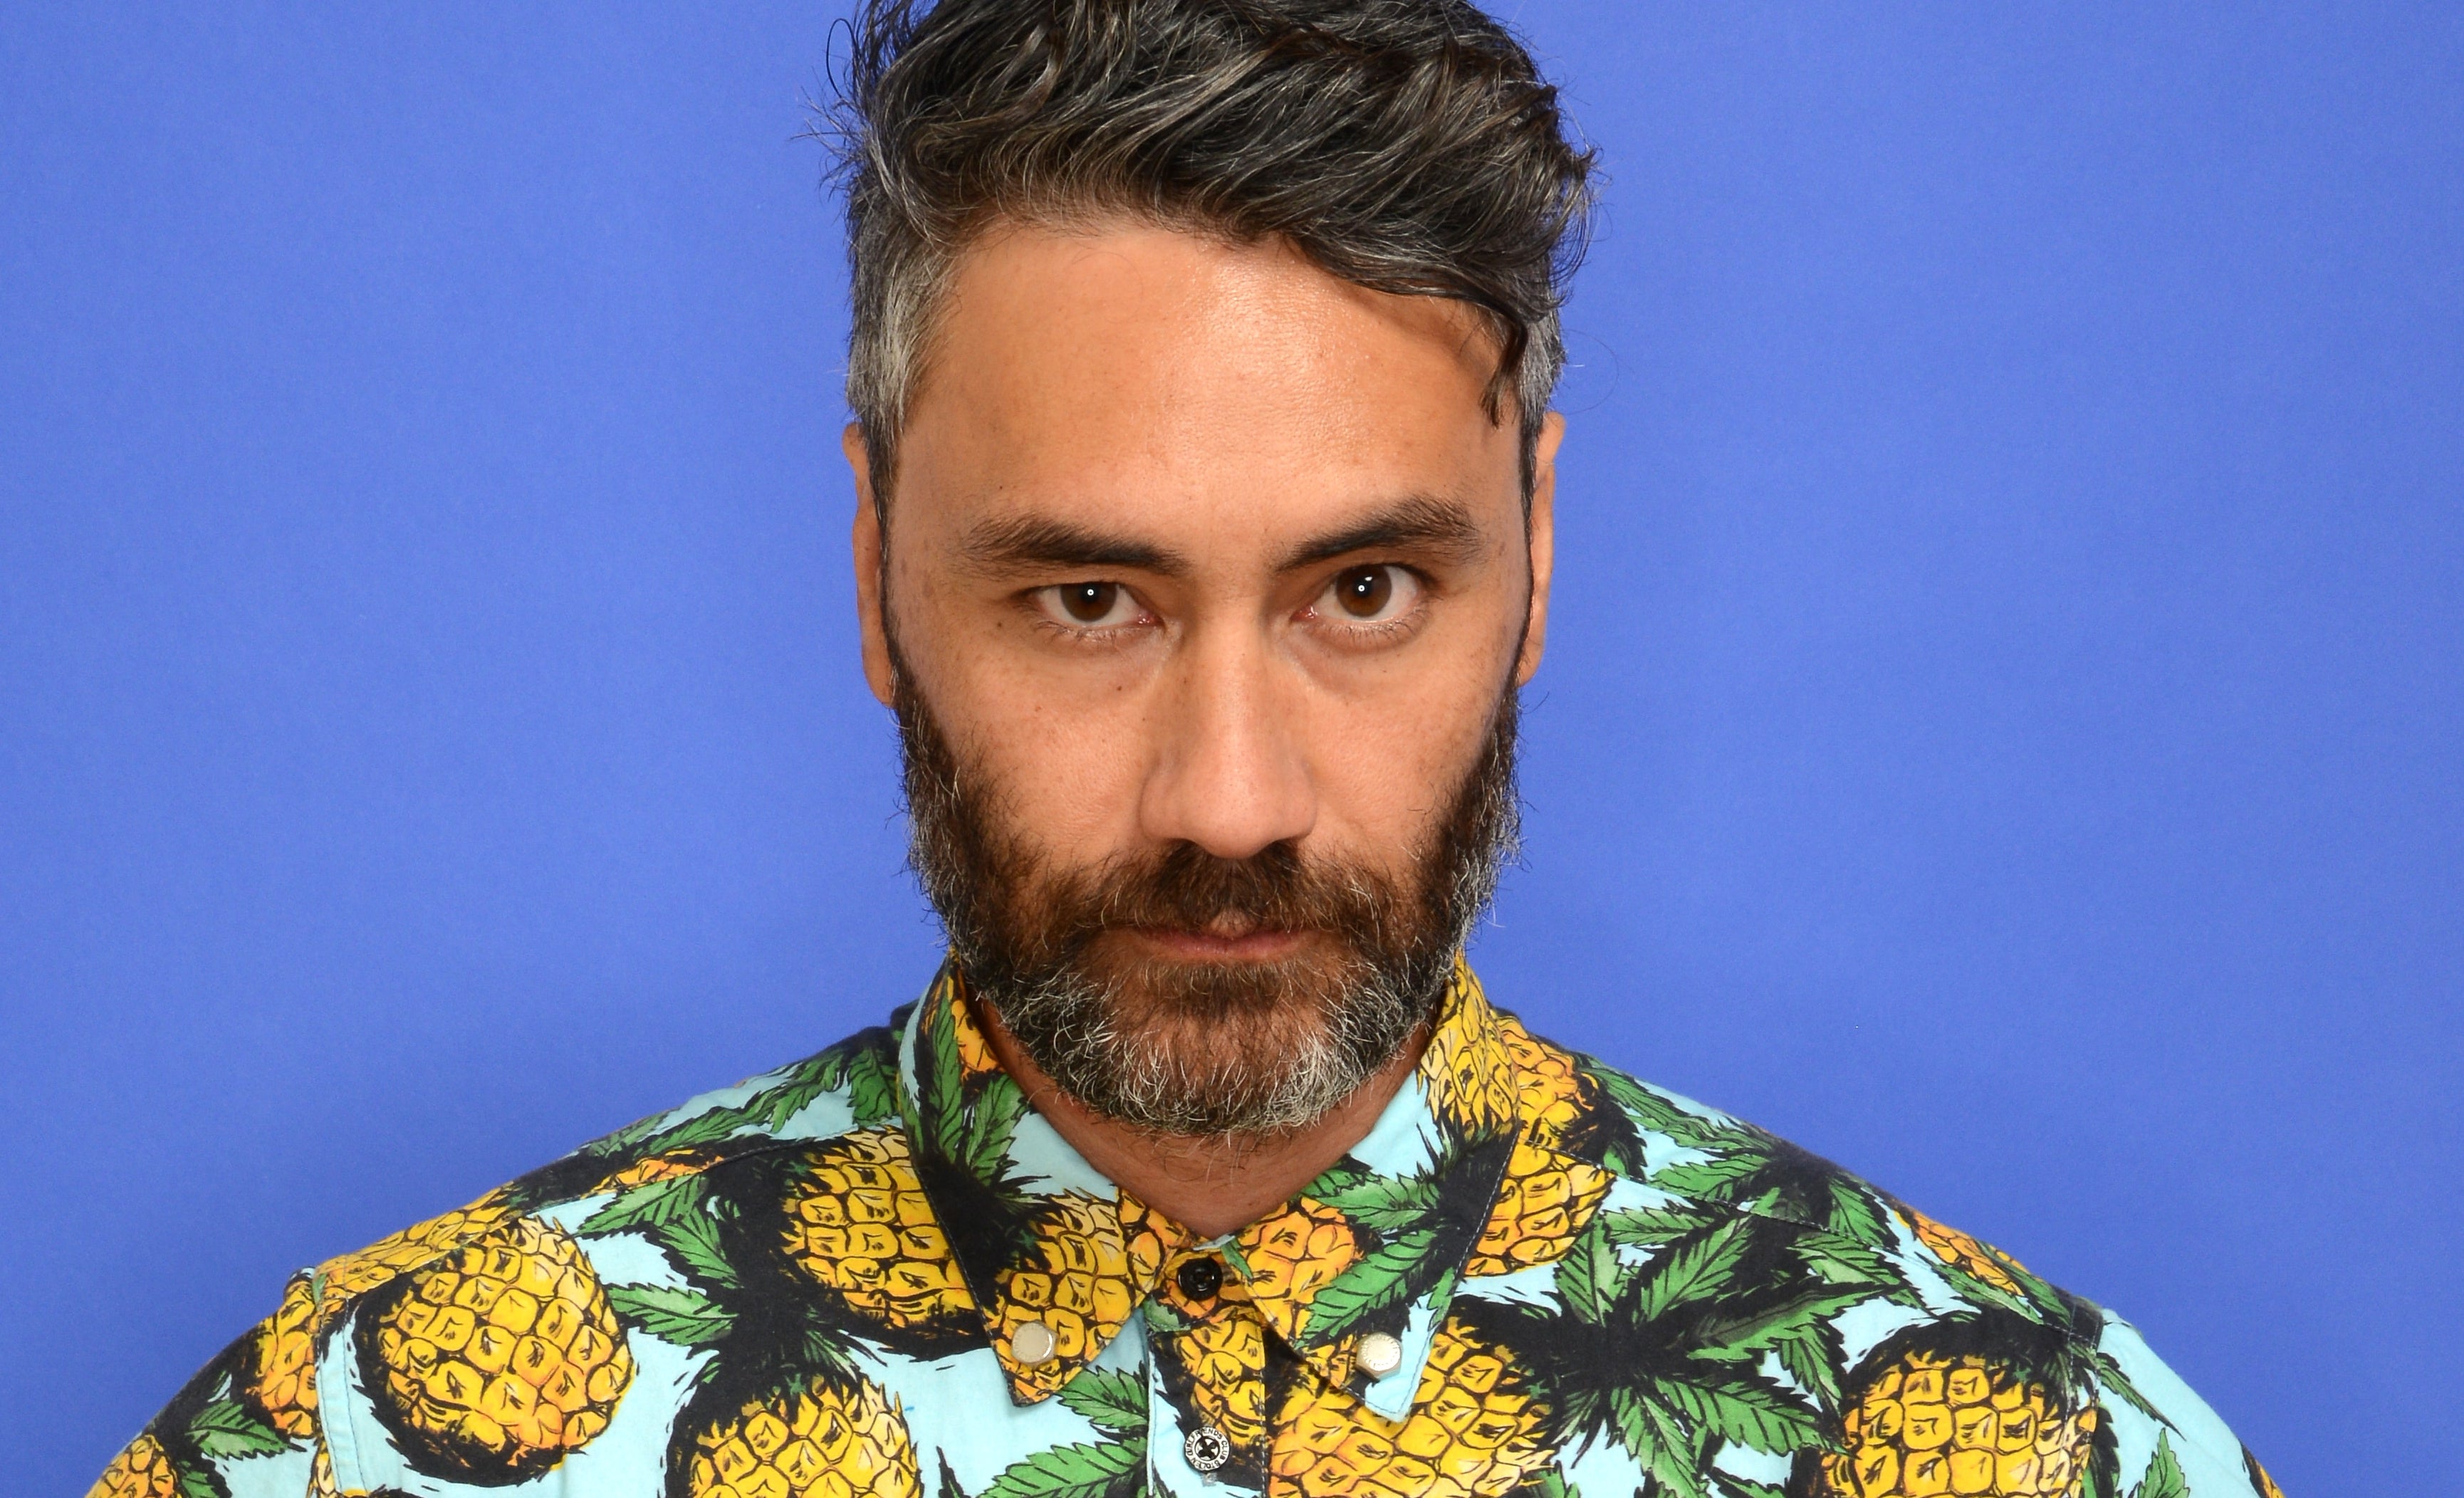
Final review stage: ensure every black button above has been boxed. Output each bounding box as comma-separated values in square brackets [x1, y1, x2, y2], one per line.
[1176, 1256, 1223, 1300]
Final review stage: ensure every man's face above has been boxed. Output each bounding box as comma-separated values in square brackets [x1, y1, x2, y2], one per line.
[848, 222, 1560, 1136]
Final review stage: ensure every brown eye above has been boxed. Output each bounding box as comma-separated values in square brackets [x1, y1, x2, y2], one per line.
[1333, 565, 1394, 619]
[1059, 582, 1121, 623]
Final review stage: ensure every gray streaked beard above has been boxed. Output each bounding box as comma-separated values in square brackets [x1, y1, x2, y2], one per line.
[894, 654, 1520, 1139]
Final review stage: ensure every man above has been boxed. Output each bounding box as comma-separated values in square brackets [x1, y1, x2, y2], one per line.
[95, 3, 2279, 1497]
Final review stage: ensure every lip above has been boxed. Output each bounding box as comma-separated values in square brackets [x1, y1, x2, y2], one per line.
[1127, 925, 1310, 962]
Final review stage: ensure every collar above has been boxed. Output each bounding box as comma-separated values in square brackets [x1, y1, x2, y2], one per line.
[895, 955, 1525, 1418]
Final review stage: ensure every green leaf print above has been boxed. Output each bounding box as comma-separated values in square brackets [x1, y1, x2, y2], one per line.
[847, 1044, 902, 1126]
[751, 1066, 845, 1134]
[1315, 1172, 1441, 1231]
[1825, 1177, 1893, 1246]
[1604, 1385, 1669, 1487]
[2129, 1433, 2189, 1498]
[962, 1077, 1031, 1181]
[654, 1207, 740, 1291]
[652, 1053, 850, 1150]
[1648, 1152, 1770, 1200]
[1691, 1286, 1871, 1361]
[1585, 1067, 1727, 1150]
[187, 1398, 289, 1460]
[924, 999, 973, 1163]
[578, 1171, 707, 1236]
[1056, 1367, 1149, 1437]
[1614, 1385, 1713, 1498]
[1600, 1203, 1719, 1248]
[1634, 1213, 1754, 1322]
[578, 1173, 743, 1291]
[1649, 1371, 1821, 1456]
[606, 1283, 734, 1347]
[1553, 1218, 1621, 1326]
[1772, 1324, 1842, 1410]
[1788, 1230, 1904, 1294]
[1297, 1225, 1440, 1342]
[981, 1438, 1146, 1498]
[2081, 1340, 2174, 1431]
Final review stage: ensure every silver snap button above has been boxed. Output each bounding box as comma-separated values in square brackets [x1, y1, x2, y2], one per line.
[1355, 1331, 1404, 1378]
[1008, 1319, 1057, 1366]
[1184, 1423, 1232, 1474]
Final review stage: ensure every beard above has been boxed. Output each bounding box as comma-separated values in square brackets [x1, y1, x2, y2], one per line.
[894, 656, 1521, 1140]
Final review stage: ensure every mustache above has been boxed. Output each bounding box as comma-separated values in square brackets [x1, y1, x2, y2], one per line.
[1022, 840, 1401, 960]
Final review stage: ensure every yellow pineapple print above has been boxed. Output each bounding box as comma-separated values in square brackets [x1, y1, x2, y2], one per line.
[1497, 1017, 1589, 1146]
[1416, 967, 1517, 1141]
[683, 1376, 922, 1498]
[1164, 1306, 1272, 1452]
[1272, 1323, 1552, 1498]
[782, 1128, 975, 1336]
[599, 1145, 726, 1193]
[1241, 1196, 1363, 1343]
[86, 1433, 179, 1498]
[316, 1188, 518, 1323]
[993, 1192, 1142, 1393]
[248, 1270, 321, 1440]
[1466, 1137, 1611, 1277]
[947, 985, 1002, 1081]
[1902, 1210, 2027, 1297]
[1817, 1347, 2097, 1498]
[362, 1216, 635, 1479]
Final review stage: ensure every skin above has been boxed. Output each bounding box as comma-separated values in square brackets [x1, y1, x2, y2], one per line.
[845, 221, 1562, 1237]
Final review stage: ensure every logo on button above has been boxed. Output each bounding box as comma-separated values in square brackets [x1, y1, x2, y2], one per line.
[1184, 1423, 1232, 1474]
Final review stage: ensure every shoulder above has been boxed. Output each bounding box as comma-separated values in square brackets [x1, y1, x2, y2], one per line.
[320, 1010, 912, 1319]
[95, 1012, 913, 1497]
[1501, 1005, 2043, 1307]
[1486, 1010, 2276, 1497]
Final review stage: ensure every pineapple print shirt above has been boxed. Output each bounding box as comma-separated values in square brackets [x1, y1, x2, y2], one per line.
[98, 960, 2283, 1498]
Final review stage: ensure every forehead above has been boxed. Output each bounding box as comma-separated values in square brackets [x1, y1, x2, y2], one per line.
[893, 221, 1518, 552]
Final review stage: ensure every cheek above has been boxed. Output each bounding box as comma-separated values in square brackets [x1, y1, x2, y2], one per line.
[1302, 655, 1505, 854]
[909, 614, 1155, 851]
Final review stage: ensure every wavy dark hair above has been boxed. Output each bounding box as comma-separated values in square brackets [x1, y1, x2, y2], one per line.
[826, 0, 1595, 501]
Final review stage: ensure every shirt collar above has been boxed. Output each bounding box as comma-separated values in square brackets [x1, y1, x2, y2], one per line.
[895, 955, 1524, 1415]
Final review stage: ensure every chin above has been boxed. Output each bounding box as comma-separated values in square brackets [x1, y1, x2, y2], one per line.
[1041, 943, 1398, 1131]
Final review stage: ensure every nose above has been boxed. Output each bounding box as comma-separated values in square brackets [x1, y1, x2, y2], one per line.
[1137, 619, 1316, 860]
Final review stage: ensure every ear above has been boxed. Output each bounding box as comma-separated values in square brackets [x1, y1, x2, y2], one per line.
[1514, 412, 1563, 688]
[845, 424, 897, 708]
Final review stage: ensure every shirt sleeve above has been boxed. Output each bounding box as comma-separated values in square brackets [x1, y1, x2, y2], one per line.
[2092, 1311, 2285, 1497]
[88, 1272, 324, 1498]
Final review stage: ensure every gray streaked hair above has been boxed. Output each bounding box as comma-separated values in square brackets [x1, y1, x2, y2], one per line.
[825, 0, 1595, 504]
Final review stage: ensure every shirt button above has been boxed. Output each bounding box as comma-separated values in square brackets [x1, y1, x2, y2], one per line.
[1184, 1423, 1232, 1474]
[1175, 1256, 1223, 1301]
[1009, 1319, 1057, 1366]
[1355, 1331, 1404, 1378]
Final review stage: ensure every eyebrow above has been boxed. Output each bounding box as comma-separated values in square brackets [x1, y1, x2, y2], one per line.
[1274, 494, 1489, 572]
[954, 515, 1191, 577]
[952, 493, 1489, 580]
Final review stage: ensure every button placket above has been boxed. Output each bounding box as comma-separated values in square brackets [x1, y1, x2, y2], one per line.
[1147, 1263, 1270, 1494]
[1146, 1320, 1265, 1497]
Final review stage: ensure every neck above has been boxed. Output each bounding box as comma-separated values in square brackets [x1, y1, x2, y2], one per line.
[972, 999, 1428, 1240]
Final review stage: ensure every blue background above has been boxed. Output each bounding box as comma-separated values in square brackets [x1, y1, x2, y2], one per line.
[5, 5, 2458, 1492]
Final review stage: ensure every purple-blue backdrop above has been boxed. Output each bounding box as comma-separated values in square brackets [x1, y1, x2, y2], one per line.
[6, 6, 2458, 1492]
